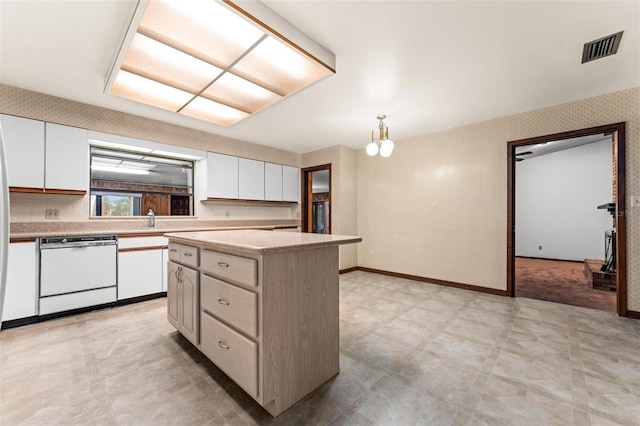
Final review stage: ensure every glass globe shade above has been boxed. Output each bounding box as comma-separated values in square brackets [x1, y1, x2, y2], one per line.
[366, 141, 379, 156]
[379, 139, 394, 157]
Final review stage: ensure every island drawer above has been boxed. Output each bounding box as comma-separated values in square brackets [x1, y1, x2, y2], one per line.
[201, 275, 258, 338]
[201, 250, 257, 287]
[168, 243, 181, 261]
[201, 312, 258, 398]
[169, 243, 199, 268]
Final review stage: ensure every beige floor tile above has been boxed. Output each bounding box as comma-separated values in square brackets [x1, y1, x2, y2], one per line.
[1, 271, 639, 425]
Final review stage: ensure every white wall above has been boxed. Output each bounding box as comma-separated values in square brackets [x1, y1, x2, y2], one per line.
[515, 140, 613, 261]
[356, 87, 639, 308]
[301, 145, 358, 270]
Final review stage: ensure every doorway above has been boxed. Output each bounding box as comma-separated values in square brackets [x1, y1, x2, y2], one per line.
[302, 164, 331, 234]
[507, 123, 626, 316]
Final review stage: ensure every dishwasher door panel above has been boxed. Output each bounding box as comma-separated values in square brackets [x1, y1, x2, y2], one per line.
[39, 287, 117, 315]
[40, 245, 117, 296]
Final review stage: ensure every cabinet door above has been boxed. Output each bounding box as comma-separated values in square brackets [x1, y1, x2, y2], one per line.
[45, 123, 88, 192]
[118, 249, 163, 300]
[179, 266, 199, 345]
[0, 115, 45, 189]
[282, 165, 300, 203]
[239, 158, 264, 201]
[207, 152, 238, 199]
[167, 261, 180, 329]
[264, 162, 283, 201]
[1, 242, 37, 322]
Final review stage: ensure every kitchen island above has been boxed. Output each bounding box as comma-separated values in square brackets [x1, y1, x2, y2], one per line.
[164, 229, 361, 417]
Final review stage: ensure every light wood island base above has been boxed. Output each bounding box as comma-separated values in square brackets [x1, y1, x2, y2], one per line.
[164, 230, 361, 417]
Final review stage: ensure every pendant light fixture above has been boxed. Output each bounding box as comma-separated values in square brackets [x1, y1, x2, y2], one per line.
[366, 115, 394, 157]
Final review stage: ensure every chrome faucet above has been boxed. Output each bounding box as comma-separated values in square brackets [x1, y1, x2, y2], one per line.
[147, 209, 155, 228]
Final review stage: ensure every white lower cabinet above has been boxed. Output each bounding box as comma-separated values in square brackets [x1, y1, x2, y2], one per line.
[118, 249, 163, 300]
[1, 242, 37, 322]
[167, 259, 199, 346]
[162, 248, 168, 292]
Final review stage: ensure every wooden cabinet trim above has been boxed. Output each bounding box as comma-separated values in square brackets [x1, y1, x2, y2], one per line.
[118, 245, 167, 253]
[9, 186, 86, 195]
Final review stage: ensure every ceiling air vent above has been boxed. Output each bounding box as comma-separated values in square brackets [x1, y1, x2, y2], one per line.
[582, 31, 623, 63]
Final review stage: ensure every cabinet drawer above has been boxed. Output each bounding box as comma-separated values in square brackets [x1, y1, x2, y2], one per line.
[168, 243, 181, 261]
[180, 245, 199, 268]
[168, 243, 199, 268]
[201, 275, 257, 338]
[201, 250, 257, 287]
[201, 312, 258, 397]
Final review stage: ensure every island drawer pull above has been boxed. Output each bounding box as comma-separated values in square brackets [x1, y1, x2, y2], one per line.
[218, 262, 229, 268]
[217, 298, 230, 306]
[184, 252, 193, 257]
[169, 249, 178, 253]
[217, 339, 230, 350]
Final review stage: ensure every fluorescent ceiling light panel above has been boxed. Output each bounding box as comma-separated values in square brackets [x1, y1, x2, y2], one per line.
[203, 72, 283, 113]
[111, 70, 194, 111]
[123, 33, 224, 93]
[180, 96, 250, 127]
[105, 0, 335, 127]
[232, 36, 330, 95]
[91, 164, 151, 175]
[139, 0, 264, 68]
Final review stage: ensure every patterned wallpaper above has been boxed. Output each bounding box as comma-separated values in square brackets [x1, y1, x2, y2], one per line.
[356, 87, 640, 312]
[0, 84, 300, 224]
[0, 84, 300, 166]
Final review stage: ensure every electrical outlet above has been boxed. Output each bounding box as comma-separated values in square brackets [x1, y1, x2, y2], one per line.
[538, 245, 542, 250]
[45, 208, 60, 220]
[225, 211, 230, 218]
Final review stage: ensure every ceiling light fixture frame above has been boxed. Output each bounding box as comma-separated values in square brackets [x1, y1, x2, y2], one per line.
[104, 0, 336, 127]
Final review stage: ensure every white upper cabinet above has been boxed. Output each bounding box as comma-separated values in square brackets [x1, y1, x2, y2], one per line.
[0, 115, 88, 193]
[45, 123, 88, 192]
[239, 158, 265, 201]
[264, 163, 283, 201]
[282, 165, 300, 203]
[0, 114, 45, 189]
[207, 152, 238, 199]
[201, 151, 298, 203]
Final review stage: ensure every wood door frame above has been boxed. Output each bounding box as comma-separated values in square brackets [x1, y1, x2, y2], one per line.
[507, 122, 627, 316]
[301, 164, 332, 233]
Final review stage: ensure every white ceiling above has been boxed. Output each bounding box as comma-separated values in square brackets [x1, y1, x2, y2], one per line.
[1, 1, 638, 154]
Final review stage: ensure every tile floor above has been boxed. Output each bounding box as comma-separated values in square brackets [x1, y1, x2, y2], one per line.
[1, 271, 640, 425]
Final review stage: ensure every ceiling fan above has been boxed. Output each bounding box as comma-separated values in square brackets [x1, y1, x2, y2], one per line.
[515, 150, 533, 162]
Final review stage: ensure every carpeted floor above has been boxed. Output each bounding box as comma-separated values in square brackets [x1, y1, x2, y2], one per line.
[515, 257, 616, 312]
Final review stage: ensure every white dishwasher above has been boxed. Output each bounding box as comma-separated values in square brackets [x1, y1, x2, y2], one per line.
[39, 235, 117, 315]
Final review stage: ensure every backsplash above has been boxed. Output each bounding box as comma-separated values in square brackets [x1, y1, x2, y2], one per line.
[9, 192, 299, 224]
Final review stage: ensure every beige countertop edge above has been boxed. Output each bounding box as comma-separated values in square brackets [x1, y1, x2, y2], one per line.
[9, 225, 299, 241]
[164, 232, 363, 255]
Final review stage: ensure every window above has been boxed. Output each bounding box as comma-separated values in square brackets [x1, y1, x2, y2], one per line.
[90, 147, 194, 217]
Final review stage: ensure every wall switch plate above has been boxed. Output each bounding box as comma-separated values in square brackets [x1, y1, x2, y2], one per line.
[632, 196, 640, 207]
[45, 208, 60, 219]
